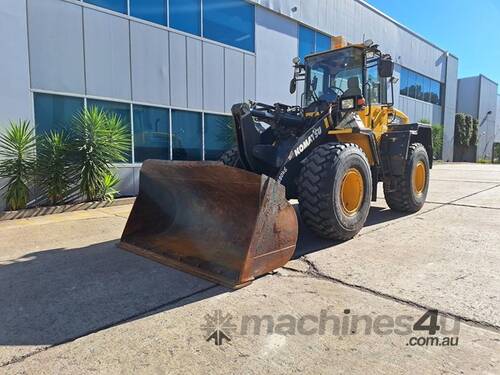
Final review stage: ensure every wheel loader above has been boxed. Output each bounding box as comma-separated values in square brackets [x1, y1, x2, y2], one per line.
[120, 39, 432, 288]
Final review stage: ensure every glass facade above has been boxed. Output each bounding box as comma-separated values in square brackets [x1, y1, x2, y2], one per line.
[172, 110, 202, 160]
[133, 105, 170, 162]
[83, 0, 255, 51]
[87, 99, 132, 162]
[33, 94, 238, 163]
[130, 0, 168, 26]
[298, 25, 331, 61]
[84, 0, 127, 14]
[203, 0, 255, 52]
[204, 114, 234, 160]
[298, 26, 315, 61]
[399, 66, 442, 105]
[169, 0, 201, 35]
[33, 93, 84, 135]
[315, 32, 331, 54]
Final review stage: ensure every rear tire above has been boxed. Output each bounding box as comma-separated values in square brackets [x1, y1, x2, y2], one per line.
[383, 142, 429, 212]
[298, 143, 372, 240]
[219, 146, 243, 168]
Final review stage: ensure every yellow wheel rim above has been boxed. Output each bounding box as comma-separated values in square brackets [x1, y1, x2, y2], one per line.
[340, 168, 364, 216]
[413, 161, 426, 195]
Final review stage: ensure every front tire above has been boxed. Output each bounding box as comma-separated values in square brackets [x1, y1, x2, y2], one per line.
[219, 146, 243, 168]
[298, 143, 372, 240]
[383, 142, 430, 212]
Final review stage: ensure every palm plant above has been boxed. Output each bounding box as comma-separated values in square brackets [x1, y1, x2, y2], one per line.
[99, 172, 120, 202]
[0, 121, 36, 210]
[214, 116, 236, 149]
[35, 131, 74, 205]
[70, 107, 130, 201]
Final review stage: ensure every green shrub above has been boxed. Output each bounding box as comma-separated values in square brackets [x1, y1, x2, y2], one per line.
[494, 143, 500, 163]
[455, 113, 478, 146]
[431, 124, 443, 160]
[35, 131, 74, 205]
[70, 107, 130, 202]
[470, 117, 479, 146]
[0, 121, 36, 210]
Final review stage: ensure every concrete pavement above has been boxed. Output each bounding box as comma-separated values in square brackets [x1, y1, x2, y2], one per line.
[0, 163, 499, 374]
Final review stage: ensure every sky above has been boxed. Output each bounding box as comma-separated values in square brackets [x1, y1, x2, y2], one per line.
[365, 0, 500, 87]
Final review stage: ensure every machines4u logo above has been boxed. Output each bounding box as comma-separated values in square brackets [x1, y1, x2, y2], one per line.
[201, 310, 237, 346]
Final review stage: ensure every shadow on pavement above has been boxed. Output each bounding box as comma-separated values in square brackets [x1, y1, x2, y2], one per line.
[293, 203, 409, 258]
[0, 241, 223, 346]
[0, 202, 411, 347]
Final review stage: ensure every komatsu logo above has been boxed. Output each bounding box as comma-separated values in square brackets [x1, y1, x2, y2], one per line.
[277, 167, 288, 183]
[293, 127, 322, 157]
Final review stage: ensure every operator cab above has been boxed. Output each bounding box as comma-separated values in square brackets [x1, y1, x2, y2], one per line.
[290, 43, 395, 115]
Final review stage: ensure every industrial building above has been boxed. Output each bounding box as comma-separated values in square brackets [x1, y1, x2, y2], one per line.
[0, 0, 498, 205]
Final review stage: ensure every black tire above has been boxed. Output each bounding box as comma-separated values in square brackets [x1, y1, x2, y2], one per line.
[298, 143, 372, 240]
[219, 146, 243, 168]
[383, 142, 429, 213]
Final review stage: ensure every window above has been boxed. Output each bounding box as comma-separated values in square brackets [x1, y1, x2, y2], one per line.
[204, 114, 235, 160]
[130, 0, 168, 26]
[415, 74, 425, 101]
[133, 105, 170, 162]
[170, 0, 201, 35]
[203, 0, 255, 52]
[34, 93, 84, 135]
[172, 110, 202, 160]
[422, 77, 431, 102]
[315, 32, 331, 53]
[399, 66, 442, 105]
[304, 48, 363, 106]
[298, 25, 331, 61]
[84, 0, 127, 14]
[87, 99, 132, 162]
[407, 70, 417, 99]
[366, 64, 381, 104]
[430, 80, 441, 105]
[298, 26, 315, 61]
[399, 67, 409, 96]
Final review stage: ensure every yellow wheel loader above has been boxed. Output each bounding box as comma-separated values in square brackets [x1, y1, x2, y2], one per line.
[120, 40, 432, 288]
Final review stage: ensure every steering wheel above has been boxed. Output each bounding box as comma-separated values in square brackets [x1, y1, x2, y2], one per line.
[318, 86, 345, 102]
[328, 86, 345, 96]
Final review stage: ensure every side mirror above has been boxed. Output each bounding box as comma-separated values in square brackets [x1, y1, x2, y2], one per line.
[290, 78, 296, 94]
[378, 58, 394, 78]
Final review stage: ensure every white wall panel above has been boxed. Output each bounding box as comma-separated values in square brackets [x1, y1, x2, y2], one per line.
[0, 0, 32, 126]
[477, 76, 498, 160]
[244, 54, 256, 101]
[443, 54, 458, 161]
[255, 6, 298, 105]
[496, 96, 500, 142]
[186, 38, 203, 110]
[224, 49, 244, 112]
[202, 42, 225, 112]
[84, 8, 131, 100]
[28, 0, 85, 94]
[456, 77, 479, 117]
[170, 32, 187, 108]
[130, 22, 170, 106]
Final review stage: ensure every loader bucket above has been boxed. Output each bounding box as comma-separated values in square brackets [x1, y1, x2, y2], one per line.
[119, 160, 298, 288]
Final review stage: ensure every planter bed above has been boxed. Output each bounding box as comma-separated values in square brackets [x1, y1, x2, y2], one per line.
[0, 197, 135, 221]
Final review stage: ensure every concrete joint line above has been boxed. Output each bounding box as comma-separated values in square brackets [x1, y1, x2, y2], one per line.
[362, 183, 500, 237]
[425, 201, 500, 211]
[282, 258, 500, 334]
